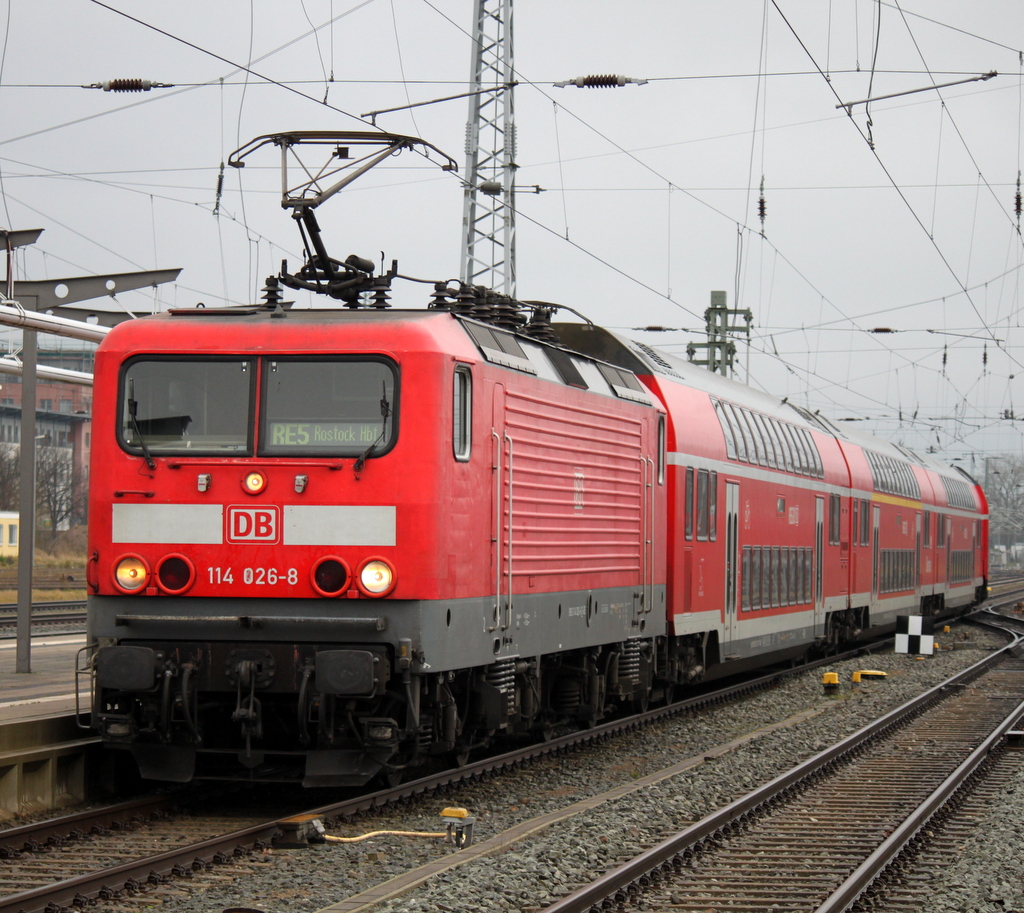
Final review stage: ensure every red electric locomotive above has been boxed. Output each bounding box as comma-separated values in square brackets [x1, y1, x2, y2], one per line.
[82, 131, 987, 786]
[86, 298, 667, 785]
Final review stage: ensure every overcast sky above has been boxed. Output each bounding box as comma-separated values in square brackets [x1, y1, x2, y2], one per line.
[1, 1, 1022, 476]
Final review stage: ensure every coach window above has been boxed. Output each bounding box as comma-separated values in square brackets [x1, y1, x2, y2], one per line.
[745, 544, 753, 610]
[751, 547, 762, 609]
[923, 511, 931, 548]
[725, 402, 749, 462]
[829, 494, 841, 545]
[714, 401, 737, 461]
[709, 471, 718, 541]
[790, 548, 799, 604]
[453, 365, 472, 461]
[852, 499, 859, 547]
[685, 468, 694, 540]
[780, 423, 798, 474]
[773, 418, 795, 472]
[804, 429, 823, 478]
[753, 413, 777, 469]
[740, 409, 765, 466]
[779, 547, 789, 605]
[696, 469, 710, 540]
[772, 546, 781, 607]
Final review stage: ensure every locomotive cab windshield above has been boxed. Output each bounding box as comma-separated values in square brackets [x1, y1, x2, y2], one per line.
[121, 357, 253, 455]
[118, 355, 398, 459]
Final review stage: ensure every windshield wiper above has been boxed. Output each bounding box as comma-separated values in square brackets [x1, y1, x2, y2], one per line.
[354, 381, 392, 473]
[127, 379, 156, 470]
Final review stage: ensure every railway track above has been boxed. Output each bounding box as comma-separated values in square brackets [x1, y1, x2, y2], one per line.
[542, 609, 1024, 913]
[0, 620, 911, 913]
[2, 598, 1019, 913]
[0, 601, 86, 636]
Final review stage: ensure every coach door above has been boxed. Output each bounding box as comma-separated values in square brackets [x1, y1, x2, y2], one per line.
[814, 497, 825, 630]
[915, 512, 922, 607]
[724, 482, 740, 642]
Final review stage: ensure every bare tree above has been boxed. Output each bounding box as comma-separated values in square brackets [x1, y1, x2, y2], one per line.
[0, 443, 19, 511]
[983, 455, 1024, 550]
[35, 445, 86, 548]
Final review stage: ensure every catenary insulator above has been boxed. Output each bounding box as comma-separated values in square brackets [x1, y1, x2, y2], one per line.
[102, 79, 155, 92]
[554, 74, 648, 88]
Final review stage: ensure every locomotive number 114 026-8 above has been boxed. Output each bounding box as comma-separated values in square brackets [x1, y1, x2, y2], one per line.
[207, 566, 300, 586]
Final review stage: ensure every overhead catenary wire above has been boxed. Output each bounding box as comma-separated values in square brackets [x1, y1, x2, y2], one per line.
[2, 1, 1014, 455]
[769, 0, 1024, 375]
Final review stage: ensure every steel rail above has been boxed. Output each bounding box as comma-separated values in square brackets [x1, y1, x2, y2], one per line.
[0, 818, 282, 913]
[0, 795, 181, 857]
[540, 621, 1020, 913]
[4, 605, 1014, 913]
[814, 691, 1024, 912]
[0, 618, 911, 913]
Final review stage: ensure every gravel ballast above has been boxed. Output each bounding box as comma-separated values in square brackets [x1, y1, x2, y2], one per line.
[84, 624, 1024, 913]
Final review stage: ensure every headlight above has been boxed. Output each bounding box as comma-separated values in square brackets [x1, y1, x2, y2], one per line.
[242, 470, 267, 494]
[113, 554, 150, 592]
[357, 558, 397, 597]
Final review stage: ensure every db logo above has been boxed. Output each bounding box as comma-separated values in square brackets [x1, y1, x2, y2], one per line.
[226, 506, 280, 544]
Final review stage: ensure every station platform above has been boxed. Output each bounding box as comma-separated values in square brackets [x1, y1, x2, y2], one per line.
[0, 634, 85, 723]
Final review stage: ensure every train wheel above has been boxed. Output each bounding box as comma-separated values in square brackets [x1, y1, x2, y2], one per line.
[533, 720, 555, 742]
[631, 691, 650, 714]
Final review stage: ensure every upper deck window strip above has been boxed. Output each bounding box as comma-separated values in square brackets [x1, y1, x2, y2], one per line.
[712, 396, 824, 480]
[865, 450, 922, 501]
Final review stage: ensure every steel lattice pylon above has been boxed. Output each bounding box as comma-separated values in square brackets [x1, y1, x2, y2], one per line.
[460, 0, 516, 297]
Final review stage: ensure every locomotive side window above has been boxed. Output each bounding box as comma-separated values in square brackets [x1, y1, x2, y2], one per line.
[657, 415, 666, 484]
[453, 365, 472, 461]
[120, 358, 254, 456]
[260, 358, 398, 457]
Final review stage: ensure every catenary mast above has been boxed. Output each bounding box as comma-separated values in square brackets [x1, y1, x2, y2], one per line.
[460, 0, 516, 297]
